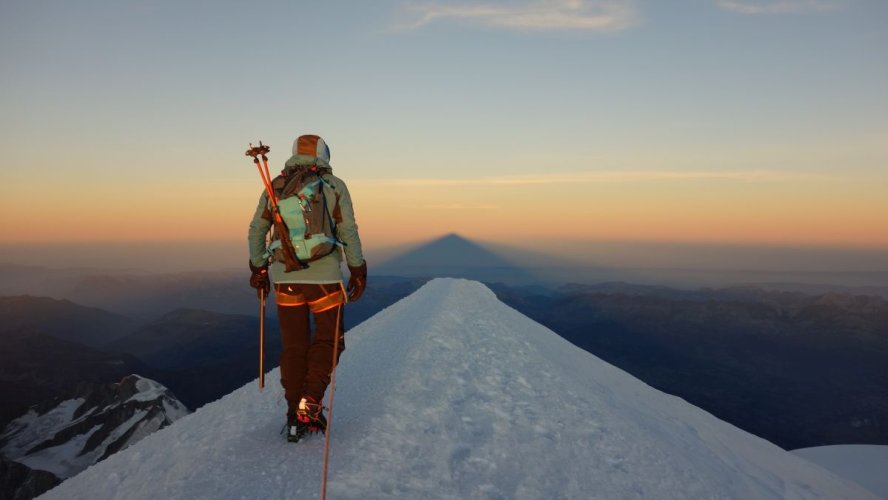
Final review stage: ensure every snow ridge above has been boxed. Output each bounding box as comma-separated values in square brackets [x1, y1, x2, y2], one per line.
[39, 279, 877, 499]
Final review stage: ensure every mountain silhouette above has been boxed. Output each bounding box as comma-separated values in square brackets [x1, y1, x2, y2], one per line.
[0, 296, 134, 348]
[375, 234, 540, 284]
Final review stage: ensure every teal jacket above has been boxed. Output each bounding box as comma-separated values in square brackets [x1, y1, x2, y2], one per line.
[248, 154, 364, 284]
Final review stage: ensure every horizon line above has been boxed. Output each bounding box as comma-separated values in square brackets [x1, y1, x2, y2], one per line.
[2, 237, 888, 252]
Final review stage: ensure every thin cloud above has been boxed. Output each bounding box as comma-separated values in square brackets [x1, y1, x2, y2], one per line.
[359, 170, 832, 187]
[422, 204, 500, 210]
[397, 0, 639, 32]
[716, 0, 847, 14]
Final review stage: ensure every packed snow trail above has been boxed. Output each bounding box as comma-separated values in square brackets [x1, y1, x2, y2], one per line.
[40, 279, 877, 499]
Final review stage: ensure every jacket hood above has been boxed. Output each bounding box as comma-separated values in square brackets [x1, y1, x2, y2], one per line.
[283, 154, 333, 172]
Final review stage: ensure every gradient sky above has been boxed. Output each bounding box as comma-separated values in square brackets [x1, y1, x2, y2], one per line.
[1, 0, 886, 254]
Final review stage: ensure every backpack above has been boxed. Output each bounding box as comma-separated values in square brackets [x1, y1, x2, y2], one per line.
[266, 165, 340, 266]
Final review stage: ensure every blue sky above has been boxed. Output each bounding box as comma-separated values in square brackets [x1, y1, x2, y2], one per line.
[1, 0, 886, 252]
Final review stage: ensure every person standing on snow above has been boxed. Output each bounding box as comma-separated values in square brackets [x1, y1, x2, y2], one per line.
[247, 134, 366, 442]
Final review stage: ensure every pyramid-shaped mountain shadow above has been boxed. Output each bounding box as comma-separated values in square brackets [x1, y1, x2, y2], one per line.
[41, 279, 876, 500]
[375, 234, 542, 285]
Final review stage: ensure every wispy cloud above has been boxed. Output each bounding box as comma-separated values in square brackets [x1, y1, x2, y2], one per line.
[396, 0, 639, 32]
[421, 204, 500, 210]
[360, 170, 832, 187]
[716, 0, 847, 14]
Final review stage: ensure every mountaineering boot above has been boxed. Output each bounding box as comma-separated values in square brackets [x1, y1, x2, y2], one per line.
[297, 396, 327, 434]
[285, 409, 306, 443]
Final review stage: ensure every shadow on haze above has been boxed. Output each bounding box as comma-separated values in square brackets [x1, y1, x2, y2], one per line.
[373, 234, 888, 290]
[374, 233, 550, 285]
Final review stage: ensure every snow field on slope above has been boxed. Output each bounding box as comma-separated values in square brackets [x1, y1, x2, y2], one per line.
[2, 399, 86, 458]
[40, 279, 876, 500]
[792, 445, 888, 498]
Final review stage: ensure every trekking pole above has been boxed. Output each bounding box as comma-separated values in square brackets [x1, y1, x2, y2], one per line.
[246, 142, 269, 393]
[321, 303, 343, 500]
[245, 141, 306, 272]
[258, 288, 266, 392]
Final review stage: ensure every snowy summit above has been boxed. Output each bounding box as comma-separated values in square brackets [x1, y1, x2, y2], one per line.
[40, 279, 876, 499]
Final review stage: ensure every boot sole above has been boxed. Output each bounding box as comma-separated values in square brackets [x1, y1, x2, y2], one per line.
[286, 424, 306, 443]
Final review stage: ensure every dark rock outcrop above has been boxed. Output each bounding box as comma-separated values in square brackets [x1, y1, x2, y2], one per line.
[0, 456, 60, 500]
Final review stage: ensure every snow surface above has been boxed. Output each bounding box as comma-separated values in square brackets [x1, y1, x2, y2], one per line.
[40, 279, 876, 499]
[792, 445, 888, 498]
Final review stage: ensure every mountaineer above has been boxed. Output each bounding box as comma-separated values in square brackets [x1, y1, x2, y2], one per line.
[247, 134, 366, 442]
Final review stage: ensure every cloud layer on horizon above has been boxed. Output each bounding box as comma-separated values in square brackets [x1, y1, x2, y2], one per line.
[395, 0, 848, 32]
[715, 0, 847, 14]
[396, 0, 639, 32]
[356, 169, 833, 187]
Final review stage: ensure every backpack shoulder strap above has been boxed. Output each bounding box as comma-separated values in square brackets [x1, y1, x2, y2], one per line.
[316, 172, 346, 247]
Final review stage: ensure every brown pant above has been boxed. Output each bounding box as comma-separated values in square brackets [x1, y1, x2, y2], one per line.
[276, 283, 345, 411]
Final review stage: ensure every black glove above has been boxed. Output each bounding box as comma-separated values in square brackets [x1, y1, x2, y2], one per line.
[347, 260, 367, 302]
[249, 261, 270, 299]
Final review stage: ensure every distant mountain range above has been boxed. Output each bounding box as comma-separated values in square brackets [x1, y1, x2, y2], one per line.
[0, 327, 150, 428]
[108, 308, 266, 371]
[3, 235, 887, 321]
[110, 308, 281, 411]
[0, 258, 462, 319]
[0, 266, 256, 318]
[0, 296, 135, 348]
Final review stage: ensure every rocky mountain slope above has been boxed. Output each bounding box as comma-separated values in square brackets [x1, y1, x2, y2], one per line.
[1, 375, 188, 499]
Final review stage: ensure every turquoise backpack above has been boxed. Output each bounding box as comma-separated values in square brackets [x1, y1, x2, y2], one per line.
[266, 166, 341, 266]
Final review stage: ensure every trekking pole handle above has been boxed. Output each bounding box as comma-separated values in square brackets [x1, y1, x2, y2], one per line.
[247, 141, 278, 208]
[245, 141, 271, 159]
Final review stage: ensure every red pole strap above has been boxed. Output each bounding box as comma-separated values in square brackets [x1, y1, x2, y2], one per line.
[254, 159, 282, 223]
[259, 288, 266, 392]
[321, 303, 342, 500]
